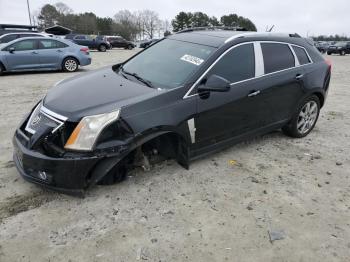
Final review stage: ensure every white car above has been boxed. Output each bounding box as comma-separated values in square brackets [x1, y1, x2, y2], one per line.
[0, 32, 53, 44]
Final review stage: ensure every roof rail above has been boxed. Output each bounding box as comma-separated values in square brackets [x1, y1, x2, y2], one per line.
[176, 26, 248, 34]
[224, 32, 302, 43]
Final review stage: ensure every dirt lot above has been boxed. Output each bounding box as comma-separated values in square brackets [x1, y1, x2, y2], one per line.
[0, 49, 349, 262]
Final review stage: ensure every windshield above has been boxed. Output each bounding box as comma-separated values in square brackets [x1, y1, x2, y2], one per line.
[121, 39, 215, 89]
[335, 42, 346, 47]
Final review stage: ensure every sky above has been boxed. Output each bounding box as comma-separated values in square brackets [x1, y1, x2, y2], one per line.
[0, 0, 349, 37]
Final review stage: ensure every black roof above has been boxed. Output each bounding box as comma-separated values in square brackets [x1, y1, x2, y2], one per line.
[169, 30, 247, 48]
[168, 29, 302, 48]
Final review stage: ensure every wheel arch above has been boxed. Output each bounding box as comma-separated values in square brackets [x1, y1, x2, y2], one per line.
[86, 129, 191, 188]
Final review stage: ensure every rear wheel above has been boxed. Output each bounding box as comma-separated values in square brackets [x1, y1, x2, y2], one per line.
[327, 51, 332, 55]
[126, 44, 133, 50]
[340, 50, 346, 56]
[98, 44, 107, 52]
[62, 57, 78, 72]
[282, 95, 320, 138]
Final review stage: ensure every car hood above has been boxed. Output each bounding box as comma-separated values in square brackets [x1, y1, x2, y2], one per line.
[43, 66, 159, 121]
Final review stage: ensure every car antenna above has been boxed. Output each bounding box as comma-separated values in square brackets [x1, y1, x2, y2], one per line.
[267, 25, 275, 32]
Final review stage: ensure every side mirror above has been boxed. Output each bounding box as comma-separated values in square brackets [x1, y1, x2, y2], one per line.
[9, 47, 15, 53]
[198, 74, 231, 93]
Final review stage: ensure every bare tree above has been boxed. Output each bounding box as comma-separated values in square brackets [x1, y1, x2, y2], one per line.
[139, 10, 161, 39]
[55, 2, 73, 15]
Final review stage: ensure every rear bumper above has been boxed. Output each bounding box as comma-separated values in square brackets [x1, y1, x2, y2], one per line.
[13, 132, 100, 196]
[79, 56, 92, 66]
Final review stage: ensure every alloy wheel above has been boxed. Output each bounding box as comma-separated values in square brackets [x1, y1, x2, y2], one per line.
[297, 101, 318, 134]
[64, 59, 77, 72]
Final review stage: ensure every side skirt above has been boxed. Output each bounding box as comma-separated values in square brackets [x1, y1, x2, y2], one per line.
[189, 120, 289, 162]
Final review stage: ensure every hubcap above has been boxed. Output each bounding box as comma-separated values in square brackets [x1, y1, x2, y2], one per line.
[297, 101, 318, 134]
[65, 60, 77, 71]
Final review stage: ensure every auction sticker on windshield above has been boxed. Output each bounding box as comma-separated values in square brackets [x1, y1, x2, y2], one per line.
[181, 54, 204, 66]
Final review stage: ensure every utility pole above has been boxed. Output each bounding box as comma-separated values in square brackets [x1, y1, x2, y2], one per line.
[27, 0, 32, 25]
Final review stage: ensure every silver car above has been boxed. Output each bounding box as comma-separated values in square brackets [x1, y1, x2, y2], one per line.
[0, 37, 91, 75]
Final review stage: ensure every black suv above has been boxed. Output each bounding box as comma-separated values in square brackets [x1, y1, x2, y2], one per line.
[65, 34, 109, 52]
[327, 42, 350, 55]
[107, 36, 135, 49]
[13, 28, 331, 195]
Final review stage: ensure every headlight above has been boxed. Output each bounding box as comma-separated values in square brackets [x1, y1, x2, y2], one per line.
[64, 110, 120, 151]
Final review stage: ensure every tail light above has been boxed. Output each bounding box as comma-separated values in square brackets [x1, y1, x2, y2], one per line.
[325, 58, 332, 70]
[80, 47, 89, 54]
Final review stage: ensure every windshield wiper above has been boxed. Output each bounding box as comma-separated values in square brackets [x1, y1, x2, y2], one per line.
[119, 66, 154, 88]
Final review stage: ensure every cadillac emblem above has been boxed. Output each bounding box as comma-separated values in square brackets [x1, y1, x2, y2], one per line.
[31, 114, 41, 126]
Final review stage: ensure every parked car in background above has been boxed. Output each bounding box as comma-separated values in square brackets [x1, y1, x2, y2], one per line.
[315, 42, 330, 53]
[0, 32, 53, 44]
[327, 42, 350, 55]
[139, 39, 159, 48]
[0, 24, 38, 36]
[0, 37, 91, 75]
[65, 34, 109, 52]
[12, 29, 331, 195]
[107, 36, 135, 49]
[95, 35, 112, 49]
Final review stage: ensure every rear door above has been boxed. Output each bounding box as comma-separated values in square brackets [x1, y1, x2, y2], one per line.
[257, 42, 306, 123]
[37, 39, 69, 69]
[4, 39, 40, 70]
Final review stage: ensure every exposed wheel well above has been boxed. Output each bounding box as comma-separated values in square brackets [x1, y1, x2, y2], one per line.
[313, 92, 324, 108]
[87, 132, 189, 186]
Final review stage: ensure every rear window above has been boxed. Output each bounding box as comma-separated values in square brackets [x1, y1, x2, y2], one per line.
[0, 34, 18, 43]
[292, 46, 310, 65]
[261, 43, 295, 74]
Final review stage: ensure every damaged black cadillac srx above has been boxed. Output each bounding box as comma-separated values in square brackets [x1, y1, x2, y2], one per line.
[13, 28, 331, 195]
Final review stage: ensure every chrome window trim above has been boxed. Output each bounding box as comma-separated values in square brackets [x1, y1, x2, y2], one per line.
[183, 42, 256, 99]
[289, 44, 313, 65]
[183, 40, 314, 99]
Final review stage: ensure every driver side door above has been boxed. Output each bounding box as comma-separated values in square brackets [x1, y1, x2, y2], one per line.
[192, 43, 270, 151]
[4, 39, 40, 71]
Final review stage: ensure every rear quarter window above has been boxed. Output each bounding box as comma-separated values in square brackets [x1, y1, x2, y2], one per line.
[292, 46, 310, 65]
[261, 43, 295, 74]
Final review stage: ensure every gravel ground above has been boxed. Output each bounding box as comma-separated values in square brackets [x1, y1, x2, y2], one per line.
[0, 49, 349, 262]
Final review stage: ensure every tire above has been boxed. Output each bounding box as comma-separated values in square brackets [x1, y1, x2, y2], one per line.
[62, 57, 79, 72]
[340, 50, 346, 56]
[98, 44, 107, 52]
[327, 51, 332, 55]
[127, 45, 133, 50]
[282, 95, 320, 138]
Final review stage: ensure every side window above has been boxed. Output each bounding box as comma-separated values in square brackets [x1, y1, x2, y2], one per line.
[74, 35, 85, 40]
[208, 43, 255, 83]
[10, 39, 37, 51]
[261, 43, 295, 74]
[39, 39, 68, 49]
[292, 46, 310, 65]
[0, 34, 17, 43]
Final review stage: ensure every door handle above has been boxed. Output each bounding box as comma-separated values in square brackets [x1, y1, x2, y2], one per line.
[296, 74, 304, 80]
[32, 51, 38, 54]
[57, 49, 63, 52]
[248, 90, 260, 97]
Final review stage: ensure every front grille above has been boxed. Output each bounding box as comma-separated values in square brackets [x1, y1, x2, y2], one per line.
[25, 104, 63, 135]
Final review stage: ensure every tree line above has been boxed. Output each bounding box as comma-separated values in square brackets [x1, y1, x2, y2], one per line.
[312, 35, 350, 42]
[36, 2, 257, 40]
